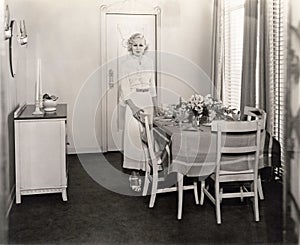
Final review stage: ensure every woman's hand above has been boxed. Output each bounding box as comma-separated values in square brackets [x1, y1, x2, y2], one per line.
[125, 99, 145, 122]
[126, 99, 140, 114]
[130, 104, 144, 119]
[134, 109, 145, 122]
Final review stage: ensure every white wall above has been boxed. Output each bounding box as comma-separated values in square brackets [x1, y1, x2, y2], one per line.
[0, 1, 9, 241]
[159, 0, 213, 104]
[1, 0, 28, 240]
[9, 0, 214, 153]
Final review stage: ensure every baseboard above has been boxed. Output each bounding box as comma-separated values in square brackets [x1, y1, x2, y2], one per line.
[67, 146, 104, 154]
[6, 185, 15, 217]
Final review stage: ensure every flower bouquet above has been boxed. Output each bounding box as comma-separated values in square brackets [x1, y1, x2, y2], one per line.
[185, 94, 239, 125]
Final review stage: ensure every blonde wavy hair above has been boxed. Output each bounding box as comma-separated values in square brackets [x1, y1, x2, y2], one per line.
[127, 33, 148, 53]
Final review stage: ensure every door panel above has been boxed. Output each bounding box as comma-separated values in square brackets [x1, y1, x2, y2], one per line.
[106, 14, 156, 151]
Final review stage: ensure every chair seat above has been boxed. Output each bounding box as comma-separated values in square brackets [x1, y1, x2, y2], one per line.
[210, 170, 254, 183]
[220, 169, 254, 175]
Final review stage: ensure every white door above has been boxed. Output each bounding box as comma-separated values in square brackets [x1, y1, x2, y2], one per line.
[106, 14, 156, 151]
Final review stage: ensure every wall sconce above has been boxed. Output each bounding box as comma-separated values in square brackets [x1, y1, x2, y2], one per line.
[3, 4, 15, 77]
[4, 5, 12, 40]
[18, 20, 28, 45]
[4, 4, 28, 77]
[9, 20, 16, 77]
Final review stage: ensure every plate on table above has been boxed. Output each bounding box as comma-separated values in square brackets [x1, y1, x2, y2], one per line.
[182, 126, 198, 131]
[160, 118, 173, 122]
[202, 122, 212, 127]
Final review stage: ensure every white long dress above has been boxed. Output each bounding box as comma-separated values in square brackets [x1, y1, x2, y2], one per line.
[119, 54, 156, 170]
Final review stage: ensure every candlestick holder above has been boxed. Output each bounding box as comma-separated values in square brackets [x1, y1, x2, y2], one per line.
[39, 93, 44, 109]
[32, 100, 43, 115]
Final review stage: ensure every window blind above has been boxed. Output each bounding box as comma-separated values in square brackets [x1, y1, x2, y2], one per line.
[222, 0, 245, 109]
[267, 0, 287, 180]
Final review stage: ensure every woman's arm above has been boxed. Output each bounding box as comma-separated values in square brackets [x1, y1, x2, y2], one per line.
[126, 99, 143, 115]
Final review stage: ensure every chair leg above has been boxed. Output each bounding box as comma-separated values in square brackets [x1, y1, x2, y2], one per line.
[220, 187, 223, 203]
[149, 173, 158, 208]
[193, 181, 199, 205]
[215, 182, 221, 224]
[177, 173, 184, 220]
[142, 173, 150, 196]
[258, 175, 264, 200]
[143, 163, 151, 196]
[240, 186, 244, 202]
[254, 180, 260, 222]
[200, 181, 205, 205]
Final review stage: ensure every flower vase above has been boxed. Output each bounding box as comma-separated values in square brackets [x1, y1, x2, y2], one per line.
[199, 115, 210, 125]
[192, 115, 199, 127]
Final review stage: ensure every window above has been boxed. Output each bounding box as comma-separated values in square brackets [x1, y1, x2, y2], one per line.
[222, 0, 245, 109]
[221, 0, 287, 179]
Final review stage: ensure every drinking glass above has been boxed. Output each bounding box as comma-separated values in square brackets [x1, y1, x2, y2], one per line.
[176, 108, 185, 127]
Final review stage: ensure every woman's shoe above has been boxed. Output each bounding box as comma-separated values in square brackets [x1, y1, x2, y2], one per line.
[156, 157, 163, 171]
[129, 174, 142, 192]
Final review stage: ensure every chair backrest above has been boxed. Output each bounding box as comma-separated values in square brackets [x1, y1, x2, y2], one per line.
[243, 106, 267, 129]
[243, 106, 267, 154]
[211, 120, 263, 176]
[139, 112, 159, 172]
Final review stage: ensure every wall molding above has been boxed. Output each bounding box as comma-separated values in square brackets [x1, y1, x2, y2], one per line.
[67, 146, 103, 155]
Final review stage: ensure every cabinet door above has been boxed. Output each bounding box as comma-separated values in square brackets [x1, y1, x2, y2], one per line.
[17, 120, 65, 189]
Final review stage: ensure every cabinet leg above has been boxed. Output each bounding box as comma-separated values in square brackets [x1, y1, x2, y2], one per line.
[16, 193, 21, 204]
[62, 189, 68, 201]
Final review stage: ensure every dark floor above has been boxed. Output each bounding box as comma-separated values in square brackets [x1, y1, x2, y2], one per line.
[8, 152, 289, 244]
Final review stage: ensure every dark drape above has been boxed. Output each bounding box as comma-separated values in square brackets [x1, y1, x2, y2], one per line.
[240, 0, 258, 115]
[211, 0, 224, 100]
[258, 0, 273, 132]
[258, 0, 270, 112]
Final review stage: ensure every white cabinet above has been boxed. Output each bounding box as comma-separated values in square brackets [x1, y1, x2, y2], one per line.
[14, 104, 68, 203]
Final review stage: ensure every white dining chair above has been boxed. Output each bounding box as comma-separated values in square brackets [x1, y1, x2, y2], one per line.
[200, 120, 263, 224]
[243, 106, 268, 200]
[139, 112, 199, 220]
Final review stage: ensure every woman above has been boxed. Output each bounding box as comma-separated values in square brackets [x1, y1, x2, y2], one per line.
[119, 33, 158, 192]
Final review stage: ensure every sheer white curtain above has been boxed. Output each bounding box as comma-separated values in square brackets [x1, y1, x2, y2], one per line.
[223, 0, 245, 110]
[212, 0, 246, 110]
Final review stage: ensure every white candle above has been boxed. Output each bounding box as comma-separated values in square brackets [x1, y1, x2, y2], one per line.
[39, 59, 42, 92]
[35, 59, 40, 102]
[39, 59, 42, 103]
[35, 77, 39, 102]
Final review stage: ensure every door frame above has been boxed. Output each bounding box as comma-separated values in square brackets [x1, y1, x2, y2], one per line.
[100, 3, 161, 152]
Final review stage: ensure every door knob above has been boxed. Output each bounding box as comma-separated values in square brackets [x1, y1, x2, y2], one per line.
[109, 69, 114, 88]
